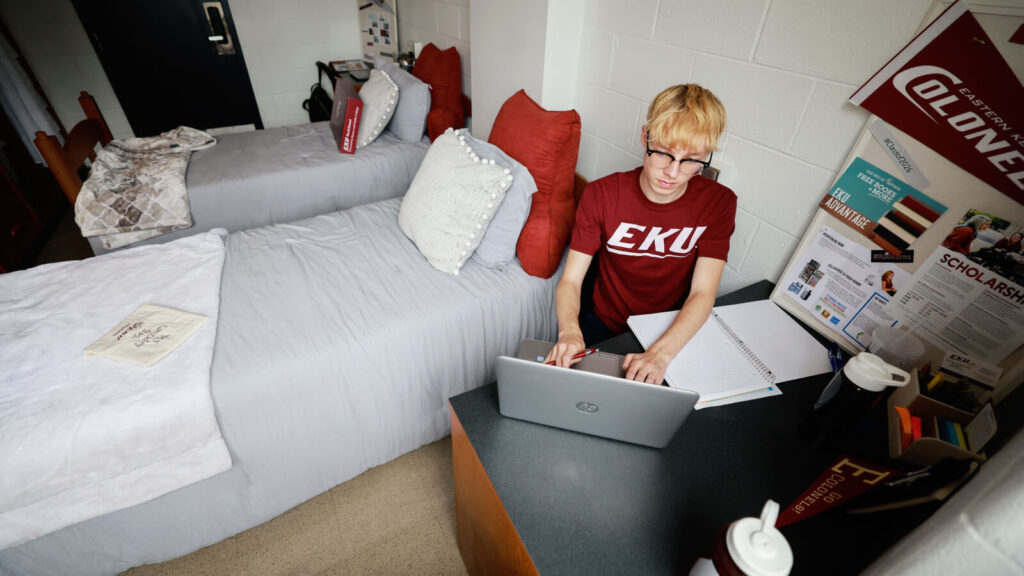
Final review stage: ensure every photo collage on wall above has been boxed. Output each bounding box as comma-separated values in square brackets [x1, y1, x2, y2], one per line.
[359, 1, 397, 63]
[366, 13, 391, 48]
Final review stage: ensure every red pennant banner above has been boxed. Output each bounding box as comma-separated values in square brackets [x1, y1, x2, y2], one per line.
[1011, 23, 1024, 46]
[776, 455, 901, 528]
[850, 0, 1024, 206]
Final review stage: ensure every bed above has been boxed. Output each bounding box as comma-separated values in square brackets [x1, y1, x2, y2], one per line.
[36, 68, 431, 257]
[83, 123, 429, 255]
[5, 78, 581, 573]
[0, 197, 561, 575]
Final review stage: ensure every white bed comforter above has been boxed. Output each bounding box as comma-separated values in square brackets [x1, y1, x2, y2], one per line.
[0, 231, 232, 550]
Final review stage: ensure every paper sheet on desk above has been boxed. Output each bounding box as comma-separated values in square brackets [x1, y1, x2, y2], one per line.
[628, 300, 833, 408]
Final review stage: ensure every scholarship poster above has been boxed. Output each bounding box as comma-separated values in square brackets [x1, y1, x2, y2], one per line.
[780, 225, 912, 351]
[820, 157, 947, 257]
[849, 0, 1024, 206]
[886, 208, 1024, 365]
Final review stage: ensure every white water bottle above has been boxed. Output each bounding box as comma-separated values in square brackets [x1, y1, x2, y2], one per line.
[689, 500, 793, 576]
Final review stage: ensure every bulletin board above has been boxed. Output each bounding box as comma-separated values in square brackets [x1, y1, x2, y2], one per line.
[359, 0, 398, 64]
[769, 0, 1024, 402]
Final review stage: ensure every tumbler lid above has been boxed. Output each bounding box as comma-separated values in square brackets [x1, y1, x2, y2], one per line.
[843, 352, 911, 392]
[726, 500, 793, 576]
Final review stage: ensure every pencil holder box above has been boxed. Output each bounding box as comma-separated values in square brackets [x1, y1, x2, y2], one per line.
[886, 372, 991, 467]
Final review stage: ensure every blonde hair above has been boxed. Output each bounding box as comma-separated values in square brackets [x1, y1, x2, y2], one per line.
[645, 84, 726, 152]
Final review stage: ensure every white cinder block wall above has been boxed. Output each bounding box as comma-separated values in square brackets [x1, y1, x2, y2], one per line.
[574, 0, 935, 295]
[396, 0, 471, 100]
[0, 0, 132, 139]
[229, 0, 362, 128]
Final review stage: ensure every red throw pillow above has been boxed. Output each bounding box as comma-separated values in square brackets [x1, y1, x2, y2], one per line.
[488, 90, 581, 279]
[412, 43, 464, 140]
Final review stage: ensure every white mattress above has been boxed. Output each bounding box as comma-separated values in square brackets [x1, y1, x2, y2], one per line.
[0, 198, 560, 575]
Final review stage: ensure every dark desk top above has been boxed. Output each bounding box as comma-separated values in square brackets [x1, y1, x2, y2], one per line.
[450, 281, 968, 575]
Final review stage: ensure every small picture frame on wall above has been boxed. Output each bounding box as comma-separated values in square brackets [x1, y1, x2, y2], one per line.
[359, 1, 398, 63]
[329, 59, 368, 73]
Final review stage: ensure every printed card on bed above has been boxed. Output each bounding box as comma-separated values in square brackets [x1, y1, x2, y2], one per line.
[330, 76, 362, 154]
[84, 304, 208, 367]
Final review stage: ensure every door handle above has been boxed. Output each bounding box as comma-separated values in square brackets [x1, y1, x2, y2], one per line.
[202, 1, 235, 54]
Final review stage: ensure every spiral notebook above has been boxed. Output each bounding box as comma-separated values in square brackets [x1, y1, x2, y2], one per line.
[627, 300, 833, 408]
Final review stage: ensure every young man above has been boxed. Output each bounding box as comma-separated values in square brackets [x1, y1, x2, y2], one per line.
[545, 84, 735, 385]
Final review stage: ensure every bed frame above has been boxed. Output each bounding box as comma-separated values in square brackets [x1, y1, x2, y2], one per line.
[33, 92, 112, 205]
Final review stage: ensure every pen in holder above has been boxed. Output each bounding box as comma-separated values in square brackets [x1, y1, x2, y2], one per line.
[803, 352, 911, 450]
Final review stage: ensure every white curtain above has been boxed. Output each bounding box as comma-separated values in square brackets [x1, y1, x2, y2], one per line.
[0, 33, 61, 165]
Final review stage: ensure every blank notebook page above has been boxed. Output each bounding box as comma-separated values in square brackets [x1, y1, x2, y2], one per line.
[712, 300, 832, 383]
[627, 300, 832, 403]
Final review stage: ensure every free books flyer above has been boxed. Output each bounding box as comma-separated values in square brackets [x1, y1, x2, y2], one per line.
[819, 157, 947, 257]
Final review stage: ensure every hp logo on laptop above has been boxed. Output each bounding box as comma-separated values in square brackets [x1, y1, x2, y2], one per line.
[575, 401, 599, 414]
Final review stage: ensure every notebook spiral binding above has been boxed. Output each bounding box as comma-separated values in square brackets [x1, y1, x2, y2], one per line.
[711, 312, 777, 384]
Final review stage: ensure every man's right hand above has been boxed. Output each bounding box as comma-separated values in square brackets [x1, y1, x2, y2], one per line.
[545, 329, 586, 368]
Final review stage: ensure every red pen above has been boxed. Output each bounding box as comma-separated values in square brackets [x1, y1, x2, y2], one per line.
[545, 348, 599, 365]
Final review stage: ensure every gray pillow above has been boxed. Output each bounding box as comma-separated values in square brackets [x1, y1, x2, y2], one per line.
[459, 129, 537, 269]
[399, 129, 514, 275]
[374, 56, 431, 142]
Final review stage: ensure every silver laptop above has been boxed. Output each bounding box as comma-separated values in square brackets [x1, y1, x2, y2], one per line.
[496, 340, 699, 448]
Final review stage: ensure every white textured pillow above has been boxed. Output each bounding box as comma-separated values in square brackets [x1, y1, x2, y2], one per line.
[399, 128, 515, 275]
[356, 69, 399, 148]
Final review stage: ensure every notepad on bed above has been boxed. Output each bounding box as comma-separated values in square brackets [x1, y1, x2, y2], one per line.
[84, 304, 208, 367]
[627, 299, 833, 408]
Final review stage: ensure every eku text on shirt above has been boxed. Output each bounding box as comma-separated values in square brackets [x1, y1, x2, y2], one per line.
[606, 222, 707, 259]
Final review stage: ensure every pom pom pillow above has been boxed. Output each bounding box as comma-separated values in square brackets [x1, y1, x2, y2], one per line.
[399, 129, 514, 275]
[356, 69, 399, 148]
[488, 90, 581, 279]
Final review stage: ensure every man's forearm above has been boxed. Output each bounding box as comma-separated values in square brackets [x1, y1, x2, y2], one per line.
[555, 280, 583, 339]
[647, 290, 715, 361]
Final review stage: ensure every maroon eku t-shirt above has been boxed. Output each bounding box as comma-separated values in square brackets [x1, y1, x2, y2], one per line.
[570, 167, 737, 333]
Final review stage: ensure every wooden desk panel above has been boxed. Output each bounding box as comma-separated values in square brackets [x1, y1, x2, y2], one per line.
[452, 406, 538, 576]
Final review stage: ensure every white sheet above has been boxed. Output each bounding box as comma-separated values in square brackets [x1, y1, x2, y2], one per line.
[0, 231, 232, 550]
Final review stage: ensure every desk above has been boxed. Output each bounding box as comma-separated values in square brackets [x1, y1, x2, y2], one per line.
[449, 281, 945, 575]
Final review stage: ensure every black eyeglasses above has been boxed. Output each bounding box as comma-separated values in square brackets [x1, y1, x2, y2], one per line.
[644, 133, 713, 173]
